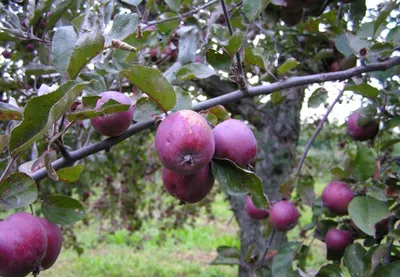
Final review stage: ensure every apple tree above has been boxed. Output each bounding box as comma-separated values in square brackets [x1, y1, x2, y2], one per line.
[0, 0, 400, 276]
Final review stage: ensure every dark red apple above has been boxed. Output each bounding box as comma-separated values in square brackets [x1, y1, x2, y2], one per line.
[325, 228, 353, 260]
[149, 48, 159, 62]
[162, 165, 215, 203]
[213, 119, 257, 168]
[90, 91, 134, 137]
[269, 201, 299, 231]
[330, 60, 341, 72]
[245, 196, 269, 220]
[38, 218, 63, 270]
[155, 110, 215, 175]
[346, 112, 379, 141]
[0, 212, 47, 277]
[25, 43, 35, 52]
[280, 8, 303, 27]
[2, 50, 12, 59]
[375, 217, 389, 237]
[321, 181, 353, 215]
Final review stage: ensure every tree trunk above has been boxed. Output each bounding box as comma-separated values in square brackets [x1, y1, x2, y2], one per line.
[197, 77, 304, 277]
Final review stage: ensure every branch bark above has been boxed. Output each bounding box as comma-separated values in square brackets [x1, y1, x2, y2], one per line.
[30, 56, 400, 182]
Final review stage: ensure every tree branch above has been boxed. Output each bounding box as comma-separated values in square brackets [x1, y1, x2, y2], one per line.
[257, 229, 276, 268]
[220, 0, 246, 90]
[143, 0, 219, 30]
[30, 56, 400, 182]
[295, 88, 345, 175]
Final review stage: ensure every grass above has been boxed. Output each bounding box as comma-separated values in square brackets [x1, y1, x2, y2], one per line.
[38, 181, 330, 276]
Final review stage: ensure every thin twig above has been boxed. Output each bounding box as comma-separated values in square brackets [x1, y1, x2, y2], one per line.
[220, 0, 247, 90]
[0, 155, 18, 182]
[30, 56, 400, 182]
[295, 88, 345, 175]
[143, 0, 219, 30]
[257, 229, 276, 268]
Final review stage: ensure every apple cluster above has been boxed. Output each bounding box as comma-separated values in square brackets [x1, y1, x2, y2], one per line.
[0, 212, 63, 277]
[154, 110, 300, 232]
[317, 111, 380, 260]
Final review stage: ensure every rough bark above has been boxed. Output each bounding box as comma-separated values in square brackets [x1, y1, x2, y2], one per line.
[198, 77, 304, 277]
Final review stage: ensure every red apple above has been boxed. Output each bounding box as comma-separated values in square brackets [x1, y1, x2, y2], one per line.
[346, 112, 379, 141]
[322, 181, 353, 215]
[245, 196, 269, 220]
[269, 201, 299, 231]
[38, 218, 63, 270]
[325, 228, 353, 260]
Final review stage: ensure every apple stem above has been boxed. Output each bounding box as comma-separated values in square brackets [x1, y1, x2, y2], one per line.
[257, 228, 276, 268]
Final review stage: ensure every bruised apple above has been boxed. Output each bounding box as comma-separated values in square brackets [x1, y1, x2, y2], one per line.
[155, 110, 215, 175]
[0, 212, 47, 277]
[162, 165, 215, 203]
[90, 91, 134, 137]
[213, 119, 257, 168]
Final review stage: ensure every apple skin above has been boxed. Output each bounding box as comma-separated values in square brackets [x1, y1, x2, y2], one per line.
[375, 217, 389, 237]
[346, 112, 379, 141]
[155, 110, 215, 175]
[321, 181, 354, 215]
[2, 51, 12, 59]
[162, 165, 215, 203]
[213, 119, 257, 168]
[269, 201, 299, 232]
[0, 212, 48, 277]
[245, 196, 269, 220]
[38, 218, 63, 270]
[90, 91, 134, 137]
[325, 229, 353, 260]
[25, 43, 35, 52]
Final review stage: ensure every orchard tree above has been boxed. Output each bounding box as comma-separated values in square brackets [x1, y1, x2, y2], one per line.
[0, 0, 400, 276]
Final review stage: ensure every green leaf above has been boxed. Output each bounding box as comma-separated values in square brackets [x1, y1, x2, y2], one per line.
[28, 0, 53, 27]
[67, 22, 105, 79]
[25, 63, 57, 76]
[0, 102, 23, 121]
[387, 26, 400, 45]
[121, 0, 143, 5]
[133, 97, 162, 122]
[68, 99, 129, 121]
[176, 26, 197, 64]
[297, 175, 315, 206]
[120, 66, 176, 111]
[244, 47, 268, 71]
[211, 256, 241, 265]
[0, 173, 38, 209]
[386, 116, 400, 129]
[42, 195, 86, 225]
[345, 84, 379, 98]
[165, 0, 181, 12]
[348, 197, 389, 236]
[271, 91, 284, 105]
[105, 14, 140, 45]
[352, 144, 376, 181]
[243, 0, 271, 21]
[272, 242, 301, 277]
[52, 26, 77, 76]
[156, 12, 179, 33]
[277, 58, 299, 75]
[374, 261, 400, 277]
[224, 30, 244, 57]
[207, 105, 230, 122]
[45, 0, 74, 30]
[176, 63, 216, 80]
[10, 81, 89, 157]
[78, 73, 107, 96]
[211, 158, 268, 210]
[44, 150, 58, 181]
[316, 264, 343, 277]
[308, 88, 328, 108]
[380, 139, 400, 151]
[216, 246, 240, 258]
[57, 164, 84, 183]
[370, 245, 389, 275]
[172, 87, 192, 112]
[344, 243, 369, 277]
[206, 50, 231, 71]
[0, 31, 17, 41]
[0, 135, 9, 154]
[374, 2, 396, 37]
[335, 33, 369, 57]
